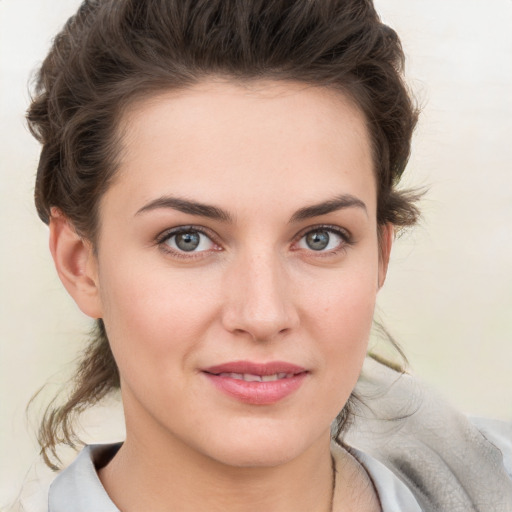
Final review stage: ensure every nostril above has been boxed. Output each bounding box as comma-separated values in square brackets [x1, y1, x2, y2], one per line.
[220, 260, 300, 339]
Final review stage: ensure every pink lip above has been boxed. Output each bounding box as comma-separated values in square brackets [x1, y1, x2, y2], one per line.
[201, 360, 308, 405]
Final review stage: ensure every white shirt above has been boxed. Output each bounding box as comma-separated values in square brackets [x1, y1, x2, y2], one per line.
[19, 359, 512, 512]
[47, 423, 512, 512]
[47, 441, 424, 512]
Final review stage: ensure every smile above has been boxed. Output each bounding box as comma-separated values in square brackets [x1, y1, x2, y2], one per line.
[202, 361, 308, 405]
[216, 372, 295, 382]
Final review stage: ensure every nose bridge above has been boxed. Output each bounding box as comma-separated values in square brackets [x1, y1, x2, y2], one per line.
[222, 246, 298, 340]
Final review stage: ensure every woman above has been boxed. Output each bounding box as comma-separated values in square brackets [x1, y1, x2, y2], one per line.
[23, 0, 512, 511]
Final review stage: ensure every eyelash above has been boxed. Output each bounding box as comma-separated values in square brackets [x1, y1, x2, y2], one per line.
[155, 224, 353, 259]
[292, 224, 354, 256]
[155, 225, 221, 259]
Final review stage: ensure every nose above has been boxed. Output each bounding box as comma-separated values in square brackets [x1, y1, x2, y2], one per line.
[221, 251, 300, 342]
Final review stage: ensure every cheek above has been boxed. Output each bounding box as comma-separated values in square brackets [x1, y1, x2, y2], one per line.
[302, 255, 379, 336]
[322, 284, 375, 362]
[300, 262, 379, 385]
[97, 258, 221, 376]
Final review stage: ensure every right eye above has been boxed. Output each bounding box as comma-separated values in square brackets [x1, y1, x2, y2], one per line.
[159, 227, 217, 254]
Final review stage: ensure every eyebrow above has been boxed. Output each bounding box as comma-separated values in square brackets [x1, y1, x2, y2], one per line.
[135, 196, 233, 222]
[135, 193, 367, 223]
[289, 194, 367, 222]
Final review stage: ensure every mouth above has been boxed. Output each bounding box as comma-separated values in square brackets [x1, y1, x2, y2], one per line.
[212, 372, 298, 382]
[201, 361, 308, 405]
[202, 360, 307, 376]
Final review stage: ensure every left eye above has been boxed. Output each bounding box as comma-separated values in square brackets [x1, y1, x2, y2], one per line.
[163, 229, 215, 253]
[296, 228, 345, 252]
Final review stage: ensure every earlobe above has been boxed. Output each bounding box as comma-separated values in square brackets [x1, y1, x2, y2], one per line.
[377, 223, 394, 290]
[49, 209, 103, 318]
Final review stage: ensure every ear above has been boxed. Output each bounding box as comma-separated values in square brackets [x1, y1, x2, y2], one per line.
[377, 223, 394, 290]
[49, 209, 103, 318]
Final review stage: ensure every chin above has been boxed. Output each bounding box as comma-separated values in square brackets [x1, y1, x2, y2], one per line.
[197, 419, 329, 468]
[209, 442, 303, 468]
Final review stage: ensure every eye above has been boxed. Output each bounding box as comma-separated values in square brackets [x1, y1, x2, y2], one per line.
[159, 227, 217, 254]
[296, 227, 349, 253]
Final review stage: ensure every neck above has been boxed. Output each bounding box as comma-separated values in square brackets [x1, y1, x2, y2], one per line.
[99, 417, 334, 512]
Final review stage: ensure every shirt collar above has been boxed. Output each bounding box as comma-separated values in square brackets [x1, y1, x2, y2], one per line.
[331, 441, 422, 512]
[49, 441, 420, 512]
[49, 443, 121, 512]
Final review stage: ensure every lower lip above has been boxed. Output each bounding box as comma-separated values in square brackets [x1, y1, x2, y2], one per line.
[203, 372, 308, 405]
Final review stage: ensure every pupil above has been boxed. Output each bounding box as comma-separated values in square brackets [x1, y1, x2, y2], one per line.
[176, 232, 200, 251]
[306, 231, 329, 250]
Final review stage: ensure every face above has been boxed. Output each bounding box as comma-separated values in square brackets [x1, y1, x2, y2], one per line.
[89, 80, 389, 467]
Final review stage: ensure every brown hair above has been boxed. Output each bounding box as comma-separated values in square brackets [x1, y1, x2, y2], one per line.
[27, 0, 419, 469]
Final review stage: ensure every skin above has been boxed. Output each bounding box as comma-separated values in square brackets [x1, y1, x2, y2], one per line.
[50, 80, 390, 512]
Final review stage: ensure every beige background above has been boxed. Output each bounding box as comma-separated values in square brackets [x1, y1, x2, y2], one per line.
[1, 0, 511, 506]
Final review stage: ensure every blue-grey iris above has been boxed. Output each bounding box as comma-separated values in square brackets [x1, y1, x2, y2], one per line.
[176, 231, 200, 251]
[306, 230, 330, 250]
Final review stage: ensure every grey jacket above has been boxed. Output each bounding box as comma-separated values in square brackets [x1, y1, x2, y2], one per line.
[20, 358, 512, 512]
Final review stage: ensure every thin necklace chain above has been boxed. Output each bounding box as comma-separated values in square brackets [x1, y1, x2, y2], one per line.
[330, 454, 336, 512]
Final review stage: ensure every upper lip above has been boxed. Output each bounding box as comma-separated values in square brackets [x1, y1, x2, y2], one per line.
[202, 360, 307, 376]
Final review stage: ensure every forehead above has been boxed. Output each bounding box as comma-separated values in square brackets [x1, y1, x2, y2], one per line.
[106, 79, 376, 219]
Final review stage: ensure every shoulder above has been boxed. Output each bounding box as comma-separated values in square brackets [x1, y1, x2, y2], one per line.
[343, 358, 512, 512]
[15, 444, 121, 512]
[469, 416, 512, 478]
[47, 443, 121, 512]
